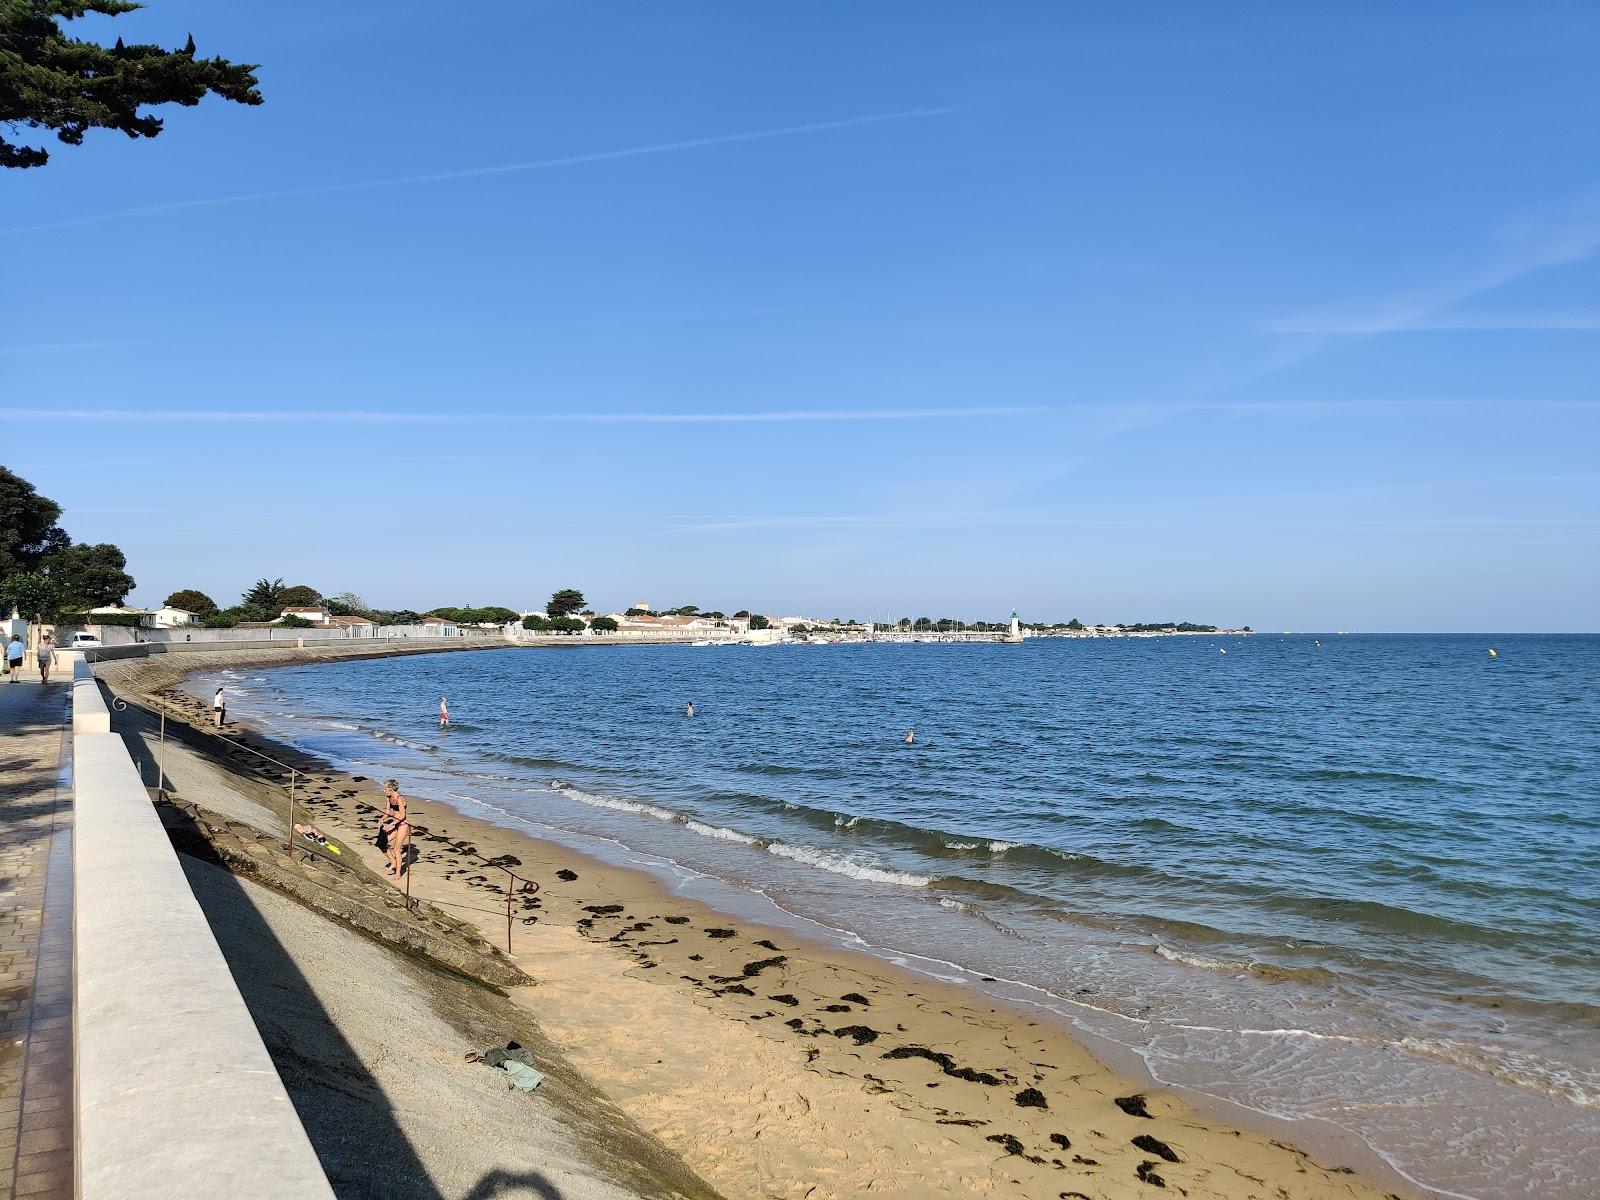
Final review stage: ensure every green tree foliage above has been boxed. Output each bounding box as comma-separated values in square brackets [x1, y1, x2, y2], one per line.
[325, 591, 368, 616]
[164, 588, 217, 617]
[0, 570, 57, 619]
[732, 610, 750, 619]
[46, 541, 133, 609]
[240, 577, 285, 619]
[1066, 617, 1085, 631]
[0, 466, 69, 579]
[62, 609, 140, 626]
[277, 613, 314, 628]
[897, 617, 911, 628]
[278, 584, 322, 609]
[748, 613, 771, 631]
[624, 607, 650, 617]
[589, 615, 618, 633]
[521, 614, 586, 634]
[429, 605, 517, 625]
[0, 1, 262, 169]
[202, 609, 240, 629]
[0, 468, 134, 618]
[546, 588, 585, 619]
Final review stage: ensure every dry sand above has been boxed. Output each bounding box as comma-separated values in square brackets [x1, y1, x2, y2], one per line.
[98, 648, 1412, 1200]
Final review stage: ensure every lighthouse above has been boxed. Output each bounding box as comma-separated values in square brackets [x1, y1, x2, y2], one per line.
[1002, 609, 1023, 644]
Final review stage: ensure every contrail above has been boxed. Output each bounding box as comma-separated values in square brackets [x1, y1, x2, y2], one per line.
[0, 405, 1038, 425]
[1, 107, 961, 236]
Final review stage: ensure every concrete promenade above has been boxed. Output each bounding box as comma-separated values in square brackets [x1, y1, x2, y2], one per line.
[0, 680, 73, 1199]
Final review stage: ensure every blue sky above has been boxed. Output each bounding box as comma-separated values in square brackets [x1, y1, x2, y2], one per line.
[3, 2, 1597, 630]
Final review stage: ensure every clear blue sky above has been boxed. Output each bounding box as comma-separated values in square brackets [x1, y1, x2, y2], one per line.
[4, 2, 1597, 630]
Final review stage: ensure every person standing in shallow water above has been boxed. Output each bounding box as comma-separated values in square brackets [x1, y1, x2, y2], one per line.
[686, 700, 695, 718]
[439, 695, 449, 727]
[904, 729, 915, 745]
[212, 685, 226, 727]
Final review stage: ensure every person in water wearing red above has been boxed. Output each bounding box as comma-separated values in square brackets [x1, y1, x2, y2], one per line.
[439, 695, 449, 727]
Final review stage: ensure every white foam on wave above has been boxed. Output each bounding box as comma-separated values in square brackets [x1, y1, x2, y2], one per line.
[549, 782, 927, 886]
[552, 781, 679, 824]
[375, 731, 437, 754]
[1155, 944, 1250, 972]
[942, 840, 979, 850]
[987, 840, 1020, 854]
[767, 841, 932, 887]
[685, 819, 763, 846]
[1397, 1037, 1600, 1109]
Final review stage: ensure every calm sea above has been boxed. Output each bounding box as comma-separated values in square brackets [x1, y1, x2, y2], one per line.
[201, 634, 1599, 1199]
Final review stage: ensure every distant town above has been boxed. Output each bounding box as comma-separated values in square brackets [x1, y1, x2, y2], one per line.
[64, 580, 1249, 645]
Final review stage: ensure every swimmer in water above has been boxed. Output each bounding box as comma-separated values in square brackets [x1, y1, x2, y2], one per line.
[439, 695, 449, 727]
[904, 729, 915, 745]
[686, 700, 695, 718]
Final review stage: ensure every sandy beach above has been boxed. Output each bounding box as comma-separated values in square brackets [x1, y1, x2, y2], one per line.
[95, 646, 1411, 1200]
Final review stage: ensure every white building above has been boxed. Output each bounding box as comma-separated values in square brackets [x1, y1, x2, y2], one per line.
[151, 606, 201, 628]
[89, 603, 150, 621]
[605, 612, 719, 633]
[281, 606, 332, 624]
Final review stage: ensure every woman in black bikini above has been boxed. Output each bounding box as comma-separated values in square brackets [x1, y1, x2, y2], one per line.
[380, 779, 412, 878]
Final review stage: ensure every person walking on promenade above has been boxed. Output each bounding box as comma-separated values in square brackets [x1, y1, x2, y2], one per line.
[439, 695, 449, 727]
[5, 635, 24, 682]
[380, 778, 411, 878]
[36, 634, 54, 684]
[212, 685, 227, 727]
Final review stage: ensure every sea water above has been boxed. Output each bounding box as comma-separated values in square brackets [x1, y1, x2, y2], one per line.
[201, 634, 1599, 1199]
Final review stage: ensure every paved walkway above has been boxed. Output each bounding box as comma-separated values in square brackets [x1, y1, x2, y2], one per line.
[0, 680, 73, 1199]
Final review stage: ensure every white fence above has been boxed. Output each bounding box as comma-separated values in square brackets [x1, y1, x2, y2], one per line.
[66, 623, 482, 646]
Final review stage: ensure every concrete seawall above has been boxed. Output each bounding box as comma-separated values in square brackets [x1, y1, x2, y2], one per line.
[70, 658, 334, 1197]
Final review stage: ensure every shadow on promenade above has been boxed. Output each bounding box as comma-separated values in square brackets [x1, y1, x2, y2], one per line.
[179, 853, 448, 1200]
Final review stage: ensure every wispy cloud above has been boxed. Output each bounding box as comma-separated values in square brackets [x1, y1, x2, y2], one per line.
[1265, 188, 1600, 337]
[1, 107, 961, 236]
[0, 339, 141, 356]
[0, 405, 1040, 426]
[1267, 309, 1600, 334]
[669, 511, 1600, 536]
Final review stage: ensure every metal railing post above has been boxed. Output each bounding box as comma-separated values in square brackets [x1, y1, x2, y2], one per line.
[287, 768, 297, 850]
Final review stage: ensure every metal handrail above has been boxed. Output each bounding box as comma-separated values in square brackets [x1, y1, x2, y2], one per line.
[112, 687, 540, 951]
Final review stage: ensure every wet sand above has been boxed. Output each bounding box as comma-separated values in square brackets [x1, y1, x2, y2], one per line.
[97, 648, 1411, 1200]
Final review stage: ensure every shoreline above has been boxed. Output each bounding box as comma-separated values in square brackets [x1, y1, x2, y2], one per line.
[96, 644, 1416, 1200]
